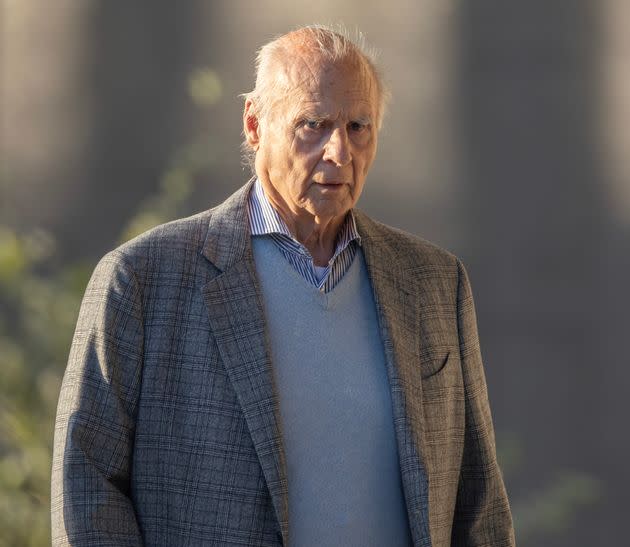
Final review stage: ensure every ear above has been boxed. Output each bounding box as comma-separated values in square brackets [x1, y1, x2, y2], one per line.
[243, 98, 261, 150]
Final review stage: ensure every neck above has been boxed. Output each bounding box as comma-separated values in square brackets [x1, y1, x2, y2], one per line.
[260, 184, 346, 266]
[288, 214, 345, 267]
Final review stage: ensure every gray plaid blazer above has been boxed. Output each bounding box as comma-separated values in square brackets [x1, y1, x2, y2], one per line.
[51, 180, 515, 546]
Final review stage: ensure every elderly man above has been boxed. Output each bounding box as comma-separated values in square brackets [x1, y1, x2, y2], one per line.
[52, 26, 515, 546]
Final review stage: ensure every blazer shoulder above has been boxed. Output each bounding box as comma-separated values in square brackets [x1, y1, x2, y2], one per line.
[100, 208, 215, 277]
[355, 209, 459, 275]
[93, 180, 253, 281]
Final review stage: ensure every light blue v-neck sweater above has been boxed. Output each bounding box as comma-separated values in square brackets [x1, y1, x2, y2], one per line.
[252, 236, 413, 547]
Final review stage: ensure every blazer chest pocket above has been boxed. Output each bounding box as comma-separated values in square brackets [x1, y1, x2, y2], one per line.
[420, 349, 454, 380]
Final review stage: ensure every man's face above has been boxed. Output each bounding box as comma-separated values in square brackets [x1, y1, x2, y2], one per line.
[246, 57, 379, 224]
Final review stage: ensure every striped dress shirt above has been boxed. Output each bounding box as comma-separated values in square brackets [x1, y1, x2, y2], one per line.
[247, 178, 361, 293]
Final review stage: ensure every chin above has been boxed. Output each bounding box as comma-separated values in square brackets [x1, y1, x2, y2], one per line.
[308, 201, 351, 220]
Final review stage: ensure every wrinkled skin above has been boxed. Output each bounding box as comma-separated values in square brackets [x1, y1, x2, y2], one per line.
[244, 53, 379, 265]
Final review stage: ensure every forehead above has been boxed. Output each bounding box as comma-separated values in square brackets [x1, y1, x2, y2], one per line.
[278, 56, 377, 116]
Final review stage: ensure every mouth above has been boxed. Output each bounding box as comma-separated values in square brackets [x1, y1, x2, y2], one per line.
[314, 183, 347, 193]
[315, 181, 348, 187]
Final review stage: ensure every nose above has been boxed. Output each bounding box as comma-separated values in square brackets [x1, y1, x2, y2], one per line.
[322, 126, 351, 167]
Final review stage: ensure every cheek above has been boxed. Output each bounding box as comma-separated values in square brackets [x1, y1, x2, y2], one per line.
[293, 136, 323, 160]
[361, 142, 378, 172]
[291, 146, 324, 176]
[352, 150, 372, 177]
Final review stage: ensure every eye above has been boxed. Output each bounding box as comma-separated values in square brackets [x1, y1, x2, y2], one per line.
[349, 121, 368, 132]
[303, 119, 324, 130]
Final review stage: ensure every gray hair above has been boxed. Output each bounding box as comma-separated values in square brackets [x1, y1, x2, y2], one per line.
[241, 24, 390, 171]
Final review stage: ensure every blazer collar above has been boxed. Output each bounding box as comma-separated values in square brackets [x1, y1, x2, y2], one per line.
[201, 177, 255, 271]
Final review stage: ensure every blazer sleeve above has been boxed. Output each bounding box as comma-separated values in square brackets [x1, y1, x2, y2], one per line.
[451, 259, 516, 546]
[51, 250, 144, 546]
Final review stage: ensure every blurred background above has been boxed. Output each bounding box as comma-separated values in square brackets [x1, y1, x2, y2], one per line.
[1, 1, 629, 545]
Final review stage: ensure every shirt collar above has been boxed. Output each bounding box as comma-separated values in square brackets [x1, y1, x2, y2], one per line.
[247, 178, 361, 254]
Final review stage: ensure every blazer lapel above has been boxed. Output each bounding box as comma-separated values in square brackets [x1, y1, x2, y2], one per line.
[200, 180, 289, 542]
[355, 210, 432, 547]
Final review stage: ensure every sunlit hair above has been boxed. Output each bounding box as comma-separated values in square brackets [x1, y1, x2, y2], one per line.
[241, 24, 390, 171]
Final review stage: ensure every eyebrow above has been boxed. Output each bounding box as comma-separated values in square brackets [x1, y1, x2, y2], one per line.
[293, 112, 374, 125]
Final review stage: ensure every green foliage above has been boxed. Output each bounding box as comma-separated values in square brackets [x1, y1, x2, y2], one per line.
[189, 68, 223, 108]
[0, 228, 90, 547]
[497, 435, 603, 545]
[513, 469, 602, 543]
